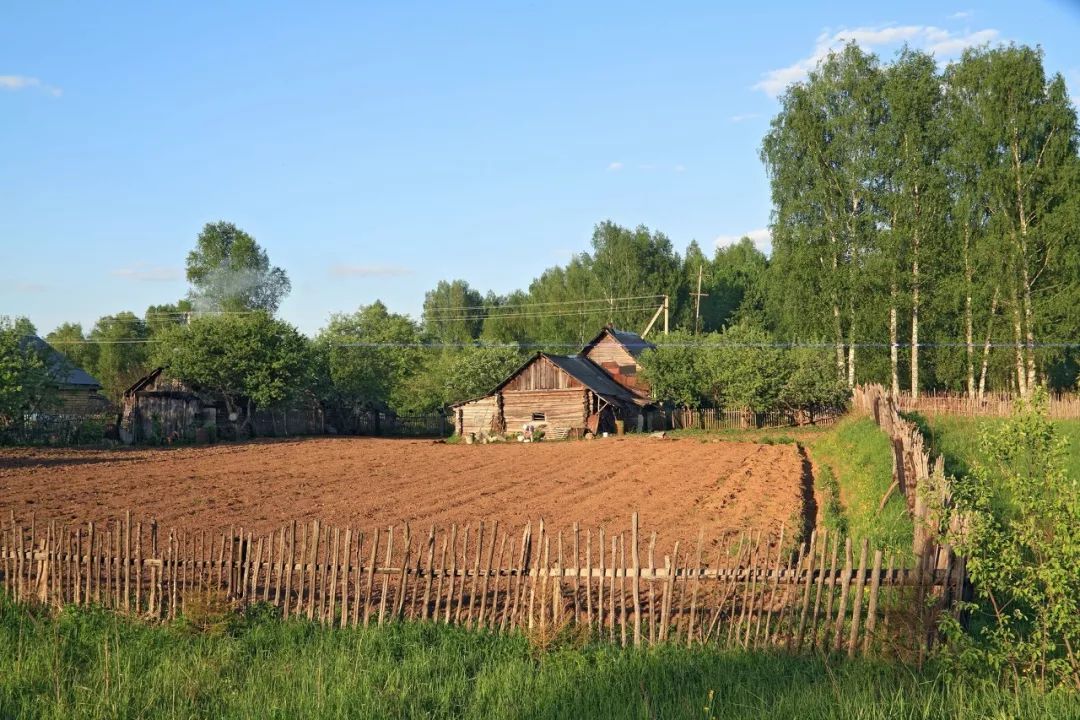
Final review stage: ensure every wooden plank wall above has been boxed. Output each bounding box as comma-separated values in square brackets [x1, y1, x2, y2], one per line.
[0, 510, 965, 660]
[502, 390, 588, 434]
[455, 396, 501, 436]
[503, 356, 583, 392]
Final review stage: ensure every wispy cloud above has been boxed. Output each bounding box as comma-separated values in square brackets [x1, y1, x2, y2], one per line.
[607, 161, 624, 172]
[111, 264, 183, 282]
[715, 228, 772, 254]
[329, 263, 412, 278]
[674, 164, 686, 173]
[754, 24, 1000, 97]
[14, 281, 47, 293]
[950, 10, 973, 20]
[729, 113, 761, 123]
[0, 75, 62, 97]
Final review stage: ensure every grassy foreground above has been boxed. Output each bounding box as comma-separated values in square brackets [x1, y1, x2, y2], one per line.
[1, 598, 1076, 720]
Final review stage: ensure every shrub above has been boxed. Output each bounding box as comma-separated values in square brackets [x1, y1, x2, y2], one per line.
[942, 388, 1080, 690]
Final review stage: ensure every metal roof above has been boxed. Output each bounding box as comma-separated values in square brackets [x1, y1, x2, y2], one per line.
[544, 354, 638, 404]
[22, 336, 102, 389]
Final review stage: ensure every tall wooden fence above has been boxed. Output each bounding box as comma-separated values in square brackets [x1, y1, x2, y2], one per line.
[894, 389, 1080, 419]
[662, 407, 843, 432]
[1, 511, 963, 659]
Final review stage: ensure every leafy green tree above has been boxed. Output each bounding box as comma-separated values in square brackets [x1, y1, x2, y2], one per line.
[0, 317, 56, 428]
[88, 312, 151, 401]
[315, 302, 423, 416]
[703, 324, 790, 412]
[422, 280, 484, 344]
[944, 47, 1080, 397]
[153, 313, 311, 435]
[762, 43, 885, 387]
[779, 345, 851, 412]
[144, 300, 194, 336]
[638, 331, 710, 408]
[943, 390, 1080, 688]
[186, 222, 291, 313]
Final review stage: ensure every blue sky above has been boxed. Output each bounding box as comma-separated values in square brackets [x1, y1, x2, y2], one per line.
[3, 1, 1079, 336]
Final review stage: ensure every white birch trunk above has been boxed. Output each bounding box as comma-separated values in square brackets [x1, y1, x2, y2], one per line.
[978, 288, 999, 401]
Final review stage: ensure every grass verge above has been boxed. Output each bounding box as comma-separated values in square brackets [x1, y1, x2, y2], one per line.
[804, 417, 912, 554]
[0, 598, 1076, 720]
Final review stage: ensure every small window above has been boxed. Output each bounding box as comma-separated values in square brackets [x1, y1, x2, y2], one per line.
[532, 412, 546, 421]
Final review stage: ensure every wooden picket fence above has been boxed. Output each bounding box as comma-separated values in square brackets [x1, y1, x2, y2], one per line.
[894, 389, 1080, 419]
[0, 510, 964, 659]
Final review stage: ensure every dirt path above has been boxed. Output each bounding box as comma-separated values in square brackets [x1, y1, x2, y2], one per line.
[0, 436, 809, 549]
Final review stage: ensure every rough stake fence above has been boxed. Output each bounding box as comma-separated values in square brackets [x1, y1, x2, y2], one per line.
[0, 510, 965, 660]
[893, 389, 1080, 419]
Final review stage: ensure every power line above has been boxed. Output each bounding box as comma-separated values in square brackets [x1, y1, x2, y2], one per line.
[420, 294, 666, 314]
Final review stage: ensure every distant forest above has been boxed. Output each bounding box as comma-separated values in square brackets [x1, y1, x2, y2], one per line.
[5, 42, 1079, 422]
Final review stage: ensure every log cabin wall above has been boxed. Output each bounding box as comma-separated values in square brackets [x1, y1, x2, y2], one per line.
[501, 388, 588, 434]
[455, 395, 501, 436]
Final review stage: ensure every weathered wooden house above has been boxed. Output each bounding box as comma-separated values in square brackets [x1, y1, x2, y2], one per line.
[119, 368, 209, 443]
[24, 336, 109, 414]
[450, 327, 657, 439]
[119, 367, 325, 444]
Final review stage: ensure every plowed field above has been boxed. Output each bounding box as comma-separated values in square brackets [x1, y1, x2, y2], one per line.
[0, 437, 812, 546]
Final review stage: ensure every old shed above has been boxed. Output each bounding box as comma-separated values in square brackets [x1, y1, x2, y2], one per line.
[451, 350, 645, 439]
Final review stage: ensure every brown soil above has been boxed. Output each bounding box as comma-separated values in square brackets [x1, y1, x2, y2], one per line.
[0, 437, 809, 548]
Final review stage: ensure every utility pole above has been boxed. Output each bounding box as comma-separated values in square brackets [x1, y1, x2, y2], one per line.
[691, 265, 708, 335]
[641, 294, 671, 339]
[663, 294, 669, 335]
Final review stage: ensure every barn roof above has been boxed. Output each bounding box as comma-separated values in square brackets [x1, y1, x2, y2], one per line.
[22, 336, 102, 389]
[544, 354, 638, 404]
[582, 326, 655, 358]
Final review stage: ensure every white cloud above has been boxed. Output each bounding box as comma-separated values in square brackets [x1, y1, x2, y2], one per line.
[674, 164, 686, 173]
[329, 263, 412, 278]
[111, 264, 183, 282]
[950, 10, 973, 20]
[729, 113, 761, 123]
[14, 281, 47, 293]
[0, 75, 62, 97]
[754, 24, 1000, 97]
[607, 161, 624, 171]
[715, 228, 772, 254]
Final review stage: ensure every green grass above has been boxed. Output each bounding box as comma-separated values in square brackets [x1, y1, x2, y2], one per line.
[805, 417, 913, 555]
[0, 598, 1076, 720]
[915, 415, 1080, 481]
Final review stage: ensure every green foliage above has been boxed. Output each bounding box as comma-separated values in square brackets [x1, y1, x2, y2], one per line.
[153, 313, 312, 434]
[0, 317, 57, 427]
[315, 301, 423, 415]
[942, 390, 1080, 689]
[186, 221, 291, 313]
[0, 598, 1075, 719]
[86, 311, 150, 401]
[423, 279, 485, 344]
[640, 326, 847, 414]
[406, 344, 525, 414]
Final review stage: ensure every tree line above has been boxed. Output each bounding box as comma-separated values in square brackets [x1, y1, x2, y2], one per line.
[4, 42, 1077, 429]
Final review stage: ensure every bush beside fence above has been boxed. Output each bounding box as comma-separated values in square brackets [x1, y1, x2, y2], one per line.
[1, 510, 964, 660]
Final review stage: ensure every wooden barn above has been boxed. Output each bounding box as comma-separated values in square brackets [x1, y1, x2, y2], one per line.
[450, 327, 657, 439]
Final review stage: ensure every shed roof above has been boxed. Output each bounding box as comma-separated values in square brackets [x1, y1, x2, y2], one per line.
[582, 326, 655, 358]
[544, 354, 638, 404]
[22, 336, 102, 389]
